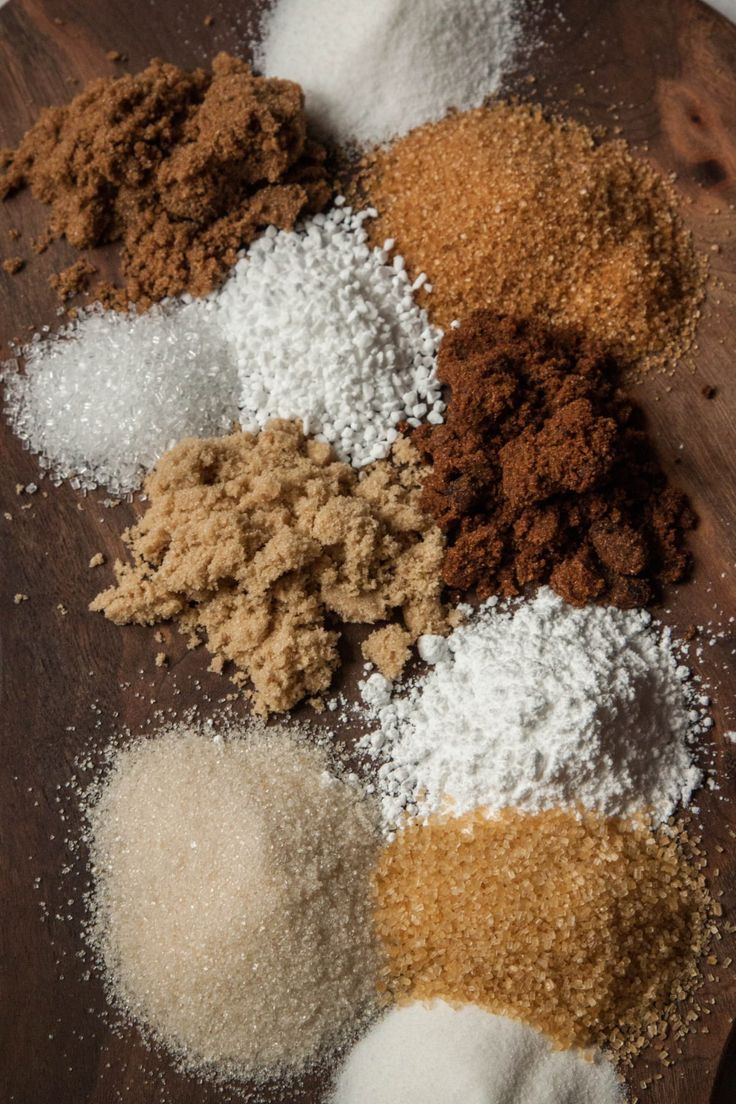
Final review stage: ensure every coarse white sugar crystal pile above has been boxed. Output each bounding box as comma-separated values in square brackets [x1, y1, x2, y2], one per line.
[2, 300, 237, 498]
[217, 202, 443, 466]
[258, 0, 529, 148]
[359, 588, 710, 829]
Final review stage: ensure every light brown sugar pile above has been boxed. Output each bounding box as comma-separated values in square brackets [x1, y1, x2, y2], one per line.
[0, 54, 331, 307]
[357, 103, 705, 372]
[84, 721, 382, 1082]
[91, 421, 449, 713]
[374, 808, 718, 1059]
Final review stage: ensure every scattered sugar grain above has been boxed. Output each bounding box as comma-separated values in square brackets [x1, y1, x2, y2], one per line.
[84, 721, 382, 1083]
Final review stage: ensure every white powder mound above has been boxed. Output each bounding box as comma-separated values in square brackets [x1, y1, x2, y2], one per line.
[359, 588, 708, 828]
[258, 0, 528, 148]
[2, 300, 237, 497]
[330, 1001, 624, 1104]
[84, 723, 381, 1083]
[217, 202, 443, 466]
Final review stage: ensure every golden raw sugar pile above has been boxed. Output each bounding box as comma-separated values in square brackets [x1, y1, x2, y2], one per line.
[91, 420, 450, 713]
[358, 102, 706, 372]
[374, 807, 719, 1059]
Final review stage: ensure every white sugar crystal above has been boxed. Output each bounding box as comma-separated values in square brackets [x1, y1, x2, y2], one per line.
[217, 203, 443, 468]
[2, 301, 238, 497]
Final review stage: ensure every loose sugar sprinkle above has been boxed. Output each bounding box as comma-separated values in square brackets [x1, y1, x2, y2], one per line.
[83, 721, 382, 1084]
[359, 102, 706, 371]
[374, 808, 719, 1058]
[258, 0, 528, 148]
[217, 202, 443, 467]
[2, 300, 237, 497]
[330, 1001, 623, 1104]
[360, 589, 707, 828]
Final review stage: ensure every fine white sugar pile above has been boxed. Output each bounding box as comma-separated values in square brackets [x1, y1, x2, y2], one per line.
[2, 300, 237, 498]
[359, 588, 708, 828]
[217, 202, 443, 466]
[330, 1001, 623, 1104]
[258, 0, 529, 148]
[84, 721, 381, 1083]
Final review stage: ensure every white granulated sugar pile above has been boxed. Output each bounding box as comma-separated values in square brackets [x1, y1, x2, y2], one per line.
[217, 202, 443, 466]
[359, 588, 708, 828]
[258, 0, 529, 148]
[330, 1001, 623, 1104]
[84, 721, 381, 1083]
[2, 300, 237, 497]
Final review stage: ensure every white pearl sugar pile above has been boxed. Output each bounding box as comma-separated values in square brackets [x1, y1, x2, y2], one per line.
[218, 201, 443, 467]
[2, 201, 443, 493]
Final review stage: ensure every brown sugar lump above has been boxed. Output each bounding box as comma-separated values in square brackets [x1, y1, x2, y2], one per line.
[413, 312, 696, 607]
[90, 420, 449, 713]
[358, 102, 705, 372]
[0, 54, 331, 307]
[84, 721, 381, 1083]
[374, 808, 718, 1059]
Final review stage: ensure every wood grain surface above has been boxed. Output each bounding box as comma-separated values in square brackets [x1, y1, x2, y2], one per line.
[1, 1, 735, 1102]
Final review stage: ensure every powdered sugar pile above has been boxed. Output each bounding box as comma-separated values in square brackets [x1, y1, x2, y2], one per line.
[258, 0, 529, 148]
[359, 589, 709, 828]
[2, 300, 237, 498]
[217, 202, 443, 466]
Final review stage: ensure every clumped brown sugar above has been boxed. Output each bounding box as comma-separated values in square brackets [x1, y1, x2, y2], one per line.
[0, 54, 331, 306]
[358, 102, 705, 371]
[374, 808, 718, 1058]
[91, 420, 448, 713]
[414, 312, 696, 607]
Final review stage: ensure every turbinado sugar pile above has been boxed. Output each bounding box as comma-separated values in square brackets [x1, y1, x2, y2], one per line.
[91, 421, 450, 712]
[2, 301, 237, 497]
[258, 0, 528, 147]
[84, 721, 381, 1083]
[218, 202, 443, 466]
[358, 103, 705, 371]
[374, 809, 718, 1058]
[330, 1001, 623, 1104]
[0, 54, 331, 306]
[414, 312, 696, 607]
[360, 589, 706, 827]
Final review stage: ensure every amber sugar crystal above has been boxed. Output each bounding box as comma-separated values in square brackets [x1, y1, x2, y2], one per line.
[374, 808, 718, 1058]
[359, 103, 705, 373]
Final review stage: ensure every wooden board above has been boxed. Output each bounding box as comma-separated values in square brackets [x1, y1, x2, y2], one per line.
[1, 1, 735, 1101]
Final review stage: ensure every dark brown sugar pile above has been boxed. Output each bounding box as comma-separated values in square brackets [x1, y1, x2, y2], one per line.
[414, 312, 696, 608]
[357, 102, 705, 372]
[374, 808, 719, 1060]
[0, 53, 331, 306]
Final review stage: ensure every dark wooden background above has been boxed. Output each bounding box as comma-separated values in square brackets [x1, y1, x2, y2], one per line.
[1, 1, 735, 1101]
